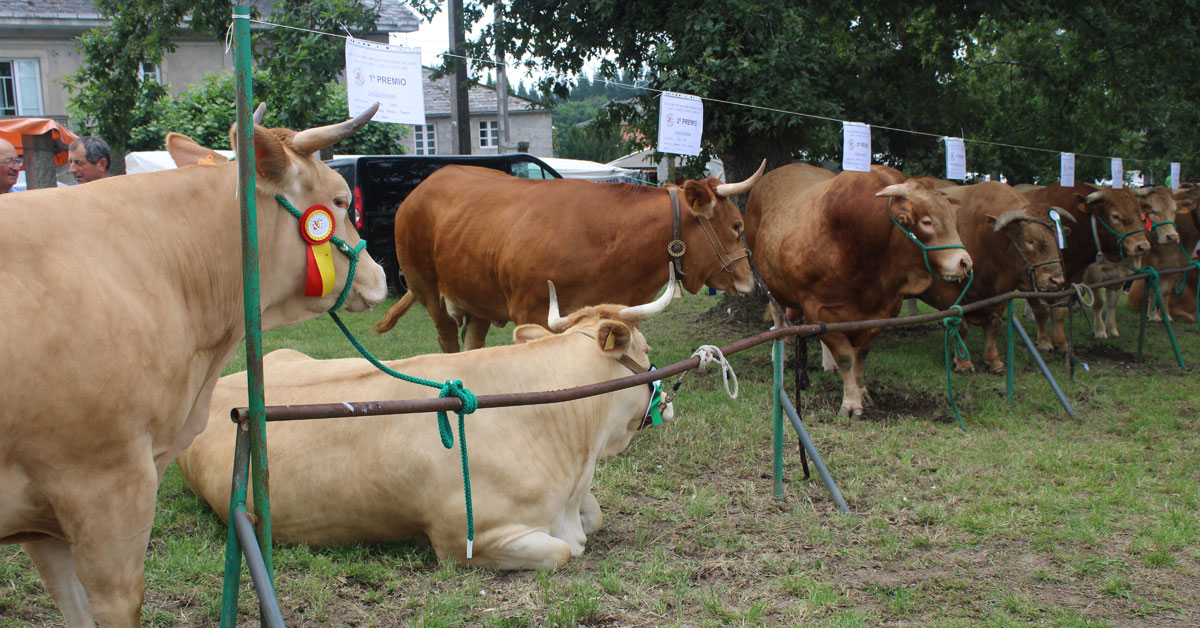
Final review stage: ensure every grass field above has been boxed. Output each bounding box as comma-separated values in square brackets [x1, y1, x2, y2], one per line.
[3, 291, 1198, 627]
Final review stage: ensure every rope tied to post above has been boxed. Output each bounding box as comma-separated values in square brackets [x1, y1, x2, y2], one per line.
[940, 270, 974, 433]
[328, 312, 480, 557]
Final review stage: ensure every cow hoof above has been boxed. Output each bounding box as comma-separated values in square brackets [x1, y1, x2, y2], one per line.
[862, 392, 875, 408]
[954, 363, 976, 375]
[1036, 342, 1053, 353]
[988, 362, 1005, 375]
[1111, 330, 1120, 338]
[1148, 314, 1162, 323]
[1094, 330, 1108, 340]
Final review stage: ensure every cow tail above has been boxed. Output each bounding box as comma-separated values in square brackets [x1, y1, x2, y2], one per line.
[373, 292, 416, 334]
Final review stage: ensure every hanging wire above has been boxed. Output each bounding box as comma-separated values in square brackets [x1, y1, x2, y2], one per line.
[239, 17, 1174, 168]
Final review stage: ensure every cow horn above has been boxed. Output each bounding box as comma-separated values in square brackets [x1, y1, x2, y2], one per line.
[1132, 187, 1153, 198]
[252, 102, 266, 125]
[291, 102, 380, 156]
[874, 182, 910, 198]
[715, 159, 766, 198]
[992, 209, 1027, 232]
[1085, 190, 1106, 204]
[546, 280, 570, 331]
[619, 264, 676, 322]
[1049, 205, 1076, 224]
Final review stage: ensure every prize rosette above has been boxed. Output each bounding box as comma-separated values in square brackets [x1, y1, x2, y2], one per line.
[300, 205, 336, 297]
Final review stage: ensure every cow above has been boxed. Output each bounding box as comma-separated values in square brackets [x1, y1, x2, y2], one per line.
[1128, 183, 1200, 322]
[1081, 187, 1188, 336]
[918, 181, 1069, 373]
[0, 110, 388, 627]
[745, 163, 973, 417]
[372, 162, 765, 352]
[178, 274, 677, 571]
[1019, 183, 1151, 350]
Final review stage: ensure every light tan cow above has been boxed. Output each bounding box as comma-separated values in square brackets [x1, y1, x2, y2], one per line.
[179, 276, 675, 571]
[0, 111, 387, 627]
[1126, 186, 1196, 322]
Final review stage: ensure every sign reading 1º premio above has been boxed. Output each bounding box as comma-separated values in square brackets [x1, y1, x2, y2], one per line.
[657, 92, 703, 157]
[345, 38, 425, 125]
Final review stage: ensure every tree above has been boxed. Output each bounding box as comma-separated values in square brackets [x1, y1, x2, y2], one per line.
[68, 0, 384, 165]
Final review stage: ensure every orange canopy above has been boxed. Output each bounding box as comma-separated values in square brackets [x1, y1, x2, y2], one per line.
[0, 118, 79, 167]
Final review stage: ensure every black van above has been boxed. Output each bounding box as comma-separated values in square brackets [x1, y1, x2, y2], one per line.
[326, 154, 562, 293]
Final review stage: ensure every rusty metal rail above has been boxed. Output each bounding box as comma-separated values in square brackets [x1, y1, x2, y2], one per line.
[233, 264, 1198, 425]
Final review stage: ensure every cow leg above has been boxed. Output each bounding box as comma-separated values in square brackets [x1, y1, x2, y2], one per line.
[823, 334, 863, 417]
[952, 324, 976, 374]
[429, 300, 462, 353]
[51, 464, 158, 628]
[23, 538, 95, 628]
[853, 345, 873, 408]
[1050, 305, 1069, 350]
[1092, 288, 1109, 338]
[1105, 287, 1121, 337]
[580, 491, 603, 535]
[1029, 302, 1055, 352]
[462, 315, 491, 351]
[982, 317, 1005, 374]
[820, 341, 837, 372]
[465, 527, 574, 571]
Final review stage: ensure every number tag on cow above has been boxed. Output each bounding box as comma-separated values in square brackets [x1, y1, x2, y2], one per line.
[300, 205, 336, 297]
[1048, 209, 1066, 249]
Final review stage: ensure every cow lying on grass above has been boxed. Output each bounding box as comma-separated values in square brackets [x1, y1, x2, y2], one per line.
[0, 109, 387, 627]
[179, 275, 676, 570]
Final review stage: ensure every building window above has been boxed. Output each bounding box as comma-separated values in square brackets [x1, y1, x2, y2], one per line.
[413, 124, 436, 155]
[0, 59, 43, 116]
[478, 120, 499, 148]
[139, 62, 161, 84]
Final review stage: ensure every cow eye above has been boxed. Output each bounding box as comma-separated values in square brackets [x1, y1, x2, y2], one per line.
[732, 221, 743, 236]
[921, 218, 935, 227]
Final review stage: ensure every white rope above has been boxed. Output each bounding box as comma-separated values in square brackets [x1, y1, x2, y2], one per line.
[692, 345, 738, 399]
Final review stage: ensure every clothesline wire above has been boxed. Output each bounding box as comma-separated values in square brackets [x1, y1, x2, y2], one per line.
[241, 18, 1175, 168]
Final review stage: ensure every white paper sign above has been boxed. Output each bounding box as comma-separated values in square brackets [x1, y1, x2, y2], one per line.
[1170, 162, 1181, 189]
[1111, 158, 1123, 189]
[657, 92, 703, 156]
[345, 38, 425, 124]
[842, 122, 872, 173]
[944, 137, 967, 181]
[1060, 152, 1075, 188]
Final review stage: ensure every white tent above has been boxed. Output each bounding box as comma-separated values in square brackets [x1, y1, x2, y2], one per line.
[538, 156, 640, 183]
[125, 150, 237, 174]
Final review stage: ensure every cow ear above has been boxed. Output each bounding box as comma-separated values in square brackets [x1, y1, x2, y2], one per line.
[513, 324, 553, 344]
[1175, 198, 1194, 214]
[165, 132, 228, 168]
[889, 200, 915, 227]
[594, 320, 633, 354]
[682, 180, 718, 218]
[229, 124, 293, 184]
[1072, 193, 1091, 214]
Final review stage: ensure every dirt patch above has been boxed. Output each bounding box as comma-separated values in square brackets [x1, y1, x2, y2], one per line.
[1072, 341, 1140, 365]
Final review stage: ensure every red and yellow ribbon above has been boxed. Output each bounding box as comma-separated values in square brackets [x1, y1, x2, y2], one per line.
[300, 205, 336, 297]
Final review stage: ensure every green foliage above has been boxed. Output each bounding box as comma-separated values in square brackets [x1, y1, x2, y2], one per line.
[552, 96, 629, 162]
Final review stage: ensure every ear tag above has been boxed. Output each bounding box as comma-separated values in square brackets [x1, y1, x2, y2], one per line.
[603, 332, 615, 350]
[300, 205, 336, 297]
[197, 154, 216, 166]
[1048, 209, 1066, 249]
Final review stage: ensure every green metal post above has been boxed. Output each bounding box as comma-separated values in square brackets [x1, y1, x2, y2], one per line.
[1137, 294, 1148, 362]
[1006, 300, 1015, 407]
[220, 426, 251, 627]
[772, 339, 784, 500]
[232, 3, 273, 584]
[1154, 289, 1186, 370]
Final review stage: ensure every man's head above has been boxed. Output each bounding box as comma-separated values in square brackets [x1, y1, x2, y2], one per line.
[69, 136, 111, 184]
[0, 138, 20, 194]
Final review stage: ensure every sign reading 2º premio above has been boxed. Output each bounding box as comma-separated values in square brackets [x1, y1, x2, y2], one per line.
[345, 38, 425, 125]
[657, 92, 703, 157]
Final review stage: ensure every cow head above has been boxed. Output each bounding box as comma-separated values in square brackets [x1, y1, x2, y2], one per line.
[876, 177, 973, 281]
[991, 204, 1070, 291]
[1073, 188, 1151, 261]
[1135, 186, 1190, 245]
[526, 266, 678, 436]
[674, 161, 766, 296]
[167, 106, 388, 327]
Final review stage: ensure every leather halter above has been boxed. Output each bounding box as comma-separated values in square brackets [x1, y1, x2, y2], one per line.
[666, 188, 750, 280]
[571, 328, 649, 375]
[999, 217, 1065, 293]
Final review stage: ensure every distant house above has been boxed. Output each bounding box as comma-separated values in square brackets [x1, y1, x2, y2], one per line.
[0, 0, 419, 125]
[407, 67, 552, 157]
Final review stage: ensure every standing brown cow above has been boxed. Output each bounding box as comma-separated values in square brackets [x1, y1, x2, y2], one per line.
[1128, 184, 1199, 322]
[1020, 184, 1151, 349]
[746, 163, 972, 417]
[375, 163, 764, 352]
[919, 181, 1068, 373]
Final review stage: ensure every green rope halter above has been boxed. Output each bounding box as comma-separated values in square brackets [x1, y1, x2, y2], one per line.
[941, 270, 974, 433]
[328, 312, 480, 556]
[274, 194, 367, 313]
[888, 210, 969, 278]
